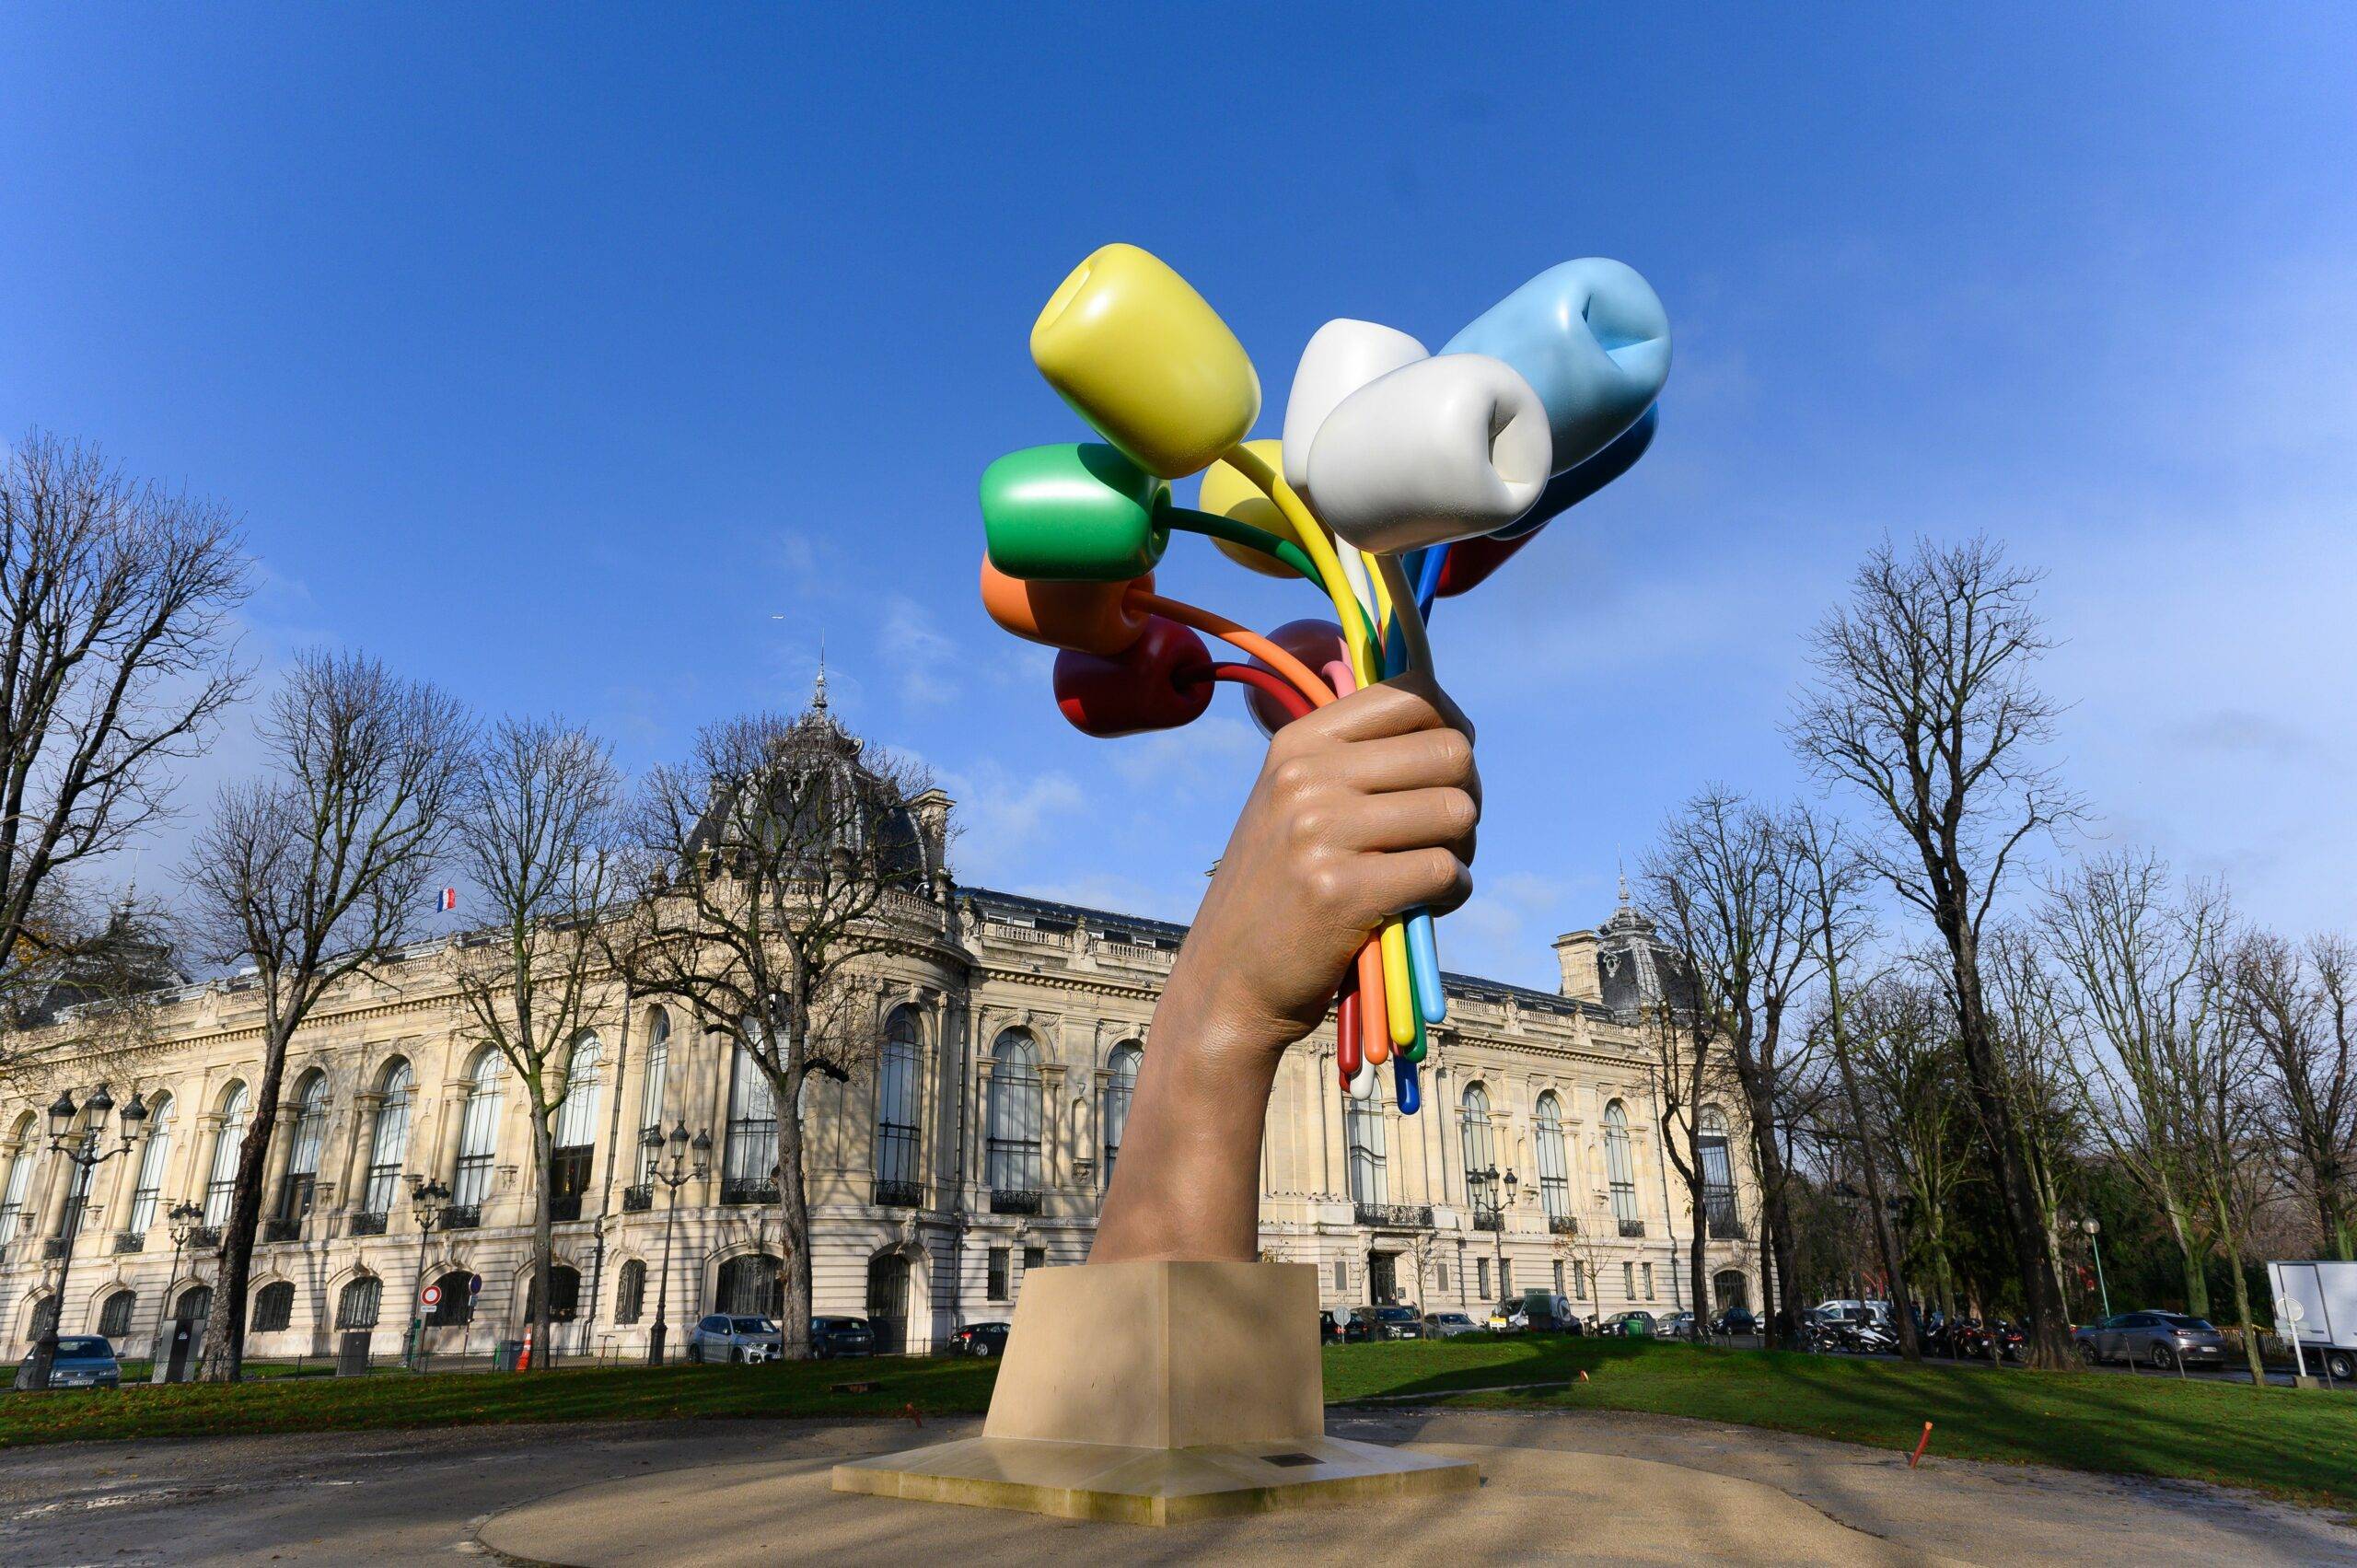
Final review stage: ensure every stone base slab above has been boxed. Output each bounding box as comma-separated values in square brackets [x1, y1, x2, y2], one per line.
[829, 1432, 1479, 1526]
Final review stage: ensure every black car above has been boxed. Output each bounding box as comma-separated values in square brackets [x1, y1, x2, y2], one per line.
[810, 1316, 877, 1359]
[1351, 1305, 1423, 1342]
[950, 1320, 1011, 1357]
[1712, 1308, 1759, 1336]
[1319, 1309, 1348, 1344]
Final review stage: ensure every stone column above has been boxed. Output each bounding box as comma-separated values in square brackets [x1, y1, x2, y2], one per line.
[342, 1093, 384, 1213]
[257, 1105, 300, 1223]
[435, 1084, 470, 1189]
[192, 1114, 226, 1222]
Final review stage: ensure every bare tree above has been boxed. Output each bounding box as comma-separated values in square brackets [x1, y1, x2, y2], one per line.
[1639, 787, 1814, 1343]
[0, 431, 250, 1048]
[1632, 986, 1718, 1337]
[1849, 973, 1973, 1318]
[1979, 924, 2089, 1316]
[608, 700, 937, 1359]
[1788, 535, 2084, 1366]
[448, 717, 623, 1366]
[1786, 807, 1921, 1358]
[2040, 852, 2216, 1317]
[183, 651, 470, 1379]
[2229, 931, 2355, 1260]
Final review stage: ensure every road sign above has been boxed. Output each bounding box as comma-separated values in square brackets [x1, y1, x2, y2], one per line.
[421, 1283, 443, 1307]
[468, 1273, 482, 1299]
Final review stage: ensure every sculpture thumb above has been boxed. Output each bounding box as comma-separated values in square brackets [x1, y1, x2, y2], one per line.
[1280, 319, 1429, 494]
[1490, 403, 1659, 541]
[1304, 353, 1553, 554]
[1031, 243, 1260, 480]
[1442, 258, 1670, 474]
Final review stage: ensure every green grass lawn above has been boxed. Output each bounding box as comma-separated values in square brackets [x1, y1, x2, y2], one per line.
[7, 1338, 2354, 1514]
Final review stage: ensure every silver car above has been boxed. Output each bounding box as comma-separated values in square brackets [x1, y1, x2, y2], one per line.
[687, 1313, 783, 1363]
[1421, 1311, 1483, 1338]
[2074, 1311, 2228, 1369]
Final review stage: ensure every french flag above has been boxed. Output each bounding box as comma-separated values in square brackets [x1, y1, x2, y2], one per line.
[435, 888, 457, 912]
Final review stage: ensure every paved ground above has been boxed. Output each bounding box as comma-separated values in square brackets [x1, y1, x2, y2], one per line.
[0, 1407, 2350, 1565]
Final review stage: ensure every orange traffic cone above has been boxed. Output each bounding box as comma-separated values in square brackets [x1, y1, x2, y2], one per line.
[518, 1325, 534, 1371]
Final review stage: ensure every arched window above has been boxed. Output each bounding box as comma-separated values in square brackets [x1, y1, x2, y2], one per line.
[3, 1112, 41, 1246]
[204, 1082, 250, 1226]
[1605, 1100, 1638, 1227]
[128, 1092, 173, 1234]
[984, 1030, 1042, 1195]
[275, 1071, 328, 1226]
[551, 1034, 603, 1212]
[716, 1253, 782, 1318]
[99, 1288, 137, 1339]
[336, 1275, 382, 1330]
[363, 1060, 414, 1217]
[427, 1270, 474, 1326]
[1100, 1041, 1142, 1188]
[723, 1037, 779, 1200]
[875, 1006, 923, 1201]
[1459, 1083, 1495, 1211]
[635, 1008, 670, 1183]
[525, 1264, 581, 1323]
[1699, 1106, 1737, 1238]
[614, 1259, 646, 1325]
[1535, 1092, 1570, 1224]
[251, 1281, 295, 1332]
[28, 1295, 59, 1341]
[175, 1284, 213, 1324]
[453, 1050, 507, 1214]
[1345, 1073, 1388, 1205]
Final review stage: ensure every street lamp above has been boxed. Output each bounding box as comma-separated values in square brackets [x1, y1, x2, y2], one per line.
[642, 1121, 711, 1365]
[148, 1199, 204, 1373]
[2080, 1217, 2112, 1320]
[406, 1177, 451, 1369]
[25, 1084, 147, 1391]
[1475, 1165, 1518, 1310]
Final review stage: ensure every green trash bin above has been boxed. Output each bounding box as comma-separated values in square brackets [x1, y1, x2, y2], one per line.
[494, 1339, 525, 1371]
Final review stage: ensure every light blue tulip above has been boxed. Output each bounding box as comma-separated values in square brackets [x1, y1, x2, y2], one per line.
[1442, 258, 1670, 474]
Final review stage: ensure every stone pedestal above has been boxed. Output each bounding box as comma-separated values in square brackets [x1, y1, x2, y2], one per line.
[830, 1260, 1477, 1525]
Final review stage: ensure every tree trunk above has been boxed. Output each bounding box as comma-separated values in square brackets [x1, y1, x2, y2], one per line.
[1740, 1087, 1802, 1345]
[1830, 1030, 1920, 1359]
[2161, 1201, 2212, 1318]
[199, 1018, 294, 1381]
[1949, 935, 2073, 1366]
[2207, 1186, 2266, 1383]
[530, 1114, 553, 1370]
[776, 1072, 813, 1360]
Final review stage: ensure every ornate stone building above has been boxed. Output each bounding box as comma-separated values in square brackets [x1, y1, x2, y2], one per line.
[0, 704, 1758, 1365]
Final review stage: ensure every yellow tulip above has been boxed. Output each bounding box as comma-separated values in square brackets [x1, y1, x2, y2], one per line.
[1031, 243, 1260, 480]
[1194, 438, 1292, 577]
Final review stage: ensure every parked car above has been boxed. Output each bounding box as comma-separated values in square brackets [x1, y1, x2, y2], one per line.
[950, 1321, 1011, 1357]
[1352, 1305, 1424, 1342]
[11, 1336, 122, 1391]
[2074, 1311, 2227, 1369]
[1656, 1310, 1698, 1341]
[810, 1316, 877, 1360]
[1422, 1311, 1483, 1338]
[687, 1314, 784, 1363]
[1712, 1308, 1759, 1337]
[1599, 1310, 1655, 1338]
[1485, 1303, 1528, 1333]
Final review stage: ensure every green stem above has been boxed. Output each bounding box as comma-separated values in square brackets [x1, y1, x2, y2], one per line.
[1166, 507, 1385, 654]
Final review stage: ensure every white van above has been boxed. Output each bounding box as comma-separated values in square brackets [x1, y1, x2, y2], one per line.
[1813, 1299, 1894, 1328]
[2267, 1261, 2357, 1382]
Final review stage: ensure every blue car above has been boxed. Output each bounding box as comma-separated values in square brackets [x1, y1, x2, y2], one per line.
[14, 1335, 122, 1391]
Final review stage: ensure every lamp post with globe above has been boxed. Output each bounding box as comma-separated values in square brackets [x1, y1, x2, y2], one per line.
[26, 1085, 148, 1390]
[641, 1122, 711, 1365]
[405, 1177, 450, 1369]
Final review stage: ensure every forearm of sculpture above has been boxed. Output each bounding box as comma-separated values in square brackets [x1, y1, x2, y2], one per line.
[1090, 674, 1480, 1265]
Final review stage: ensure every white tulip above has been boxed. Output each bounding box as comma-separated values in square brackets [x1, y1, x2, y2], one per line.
[1304, 353, 1553, 553]
[1281, 319, 1429, 493]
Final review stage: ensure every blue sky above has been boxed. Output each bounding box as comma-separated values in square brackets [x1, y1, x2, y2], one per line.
[5, 4, 2352, 990]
